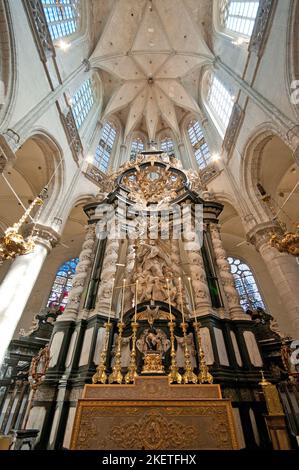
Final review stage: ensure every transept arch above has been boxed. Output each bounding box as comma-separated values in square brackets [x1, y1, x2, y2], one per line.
[241, 126, 299, 228]
[0, 0, 17, 130]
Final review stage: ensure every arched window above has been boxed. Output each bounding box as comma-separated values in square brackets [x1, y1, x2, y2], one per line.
[72, 78, 94, 129]
[219, 0, 260, 37]
[47, 257, 79, 311]
[160, 137, 175, 154]
[130, 138, 144, 160]
[227, 257, 265, 311]
[207, 75, 234, 130]
[187, 120, 211, 169]
[95, 122, 117, 172]
[41, 0, 81, 41]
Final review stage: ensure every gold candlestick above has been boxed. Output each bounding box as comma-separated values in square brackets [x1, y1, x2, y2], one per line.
[178, 277, 197, 384]
[125, 321, 138, 384]
[109, 277, 126, 384]
[194, 322, 213, 384]
[181, 321, 198, 384]
[120, 278, 126, 322]
[109, 321, 124, 384]
[166, 278, 182, 384]
[188, 277, 213, 384]
[92, 322, 112, 384]
[108, 277, 115, 324]
[134, 279, 138, 322]
[187, 277, 197, 324]
[168, 321, 182, 384]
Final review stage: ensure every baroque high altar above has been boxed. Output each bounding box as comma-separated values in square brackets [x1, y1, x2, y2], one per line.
[29, 152, 266, 450]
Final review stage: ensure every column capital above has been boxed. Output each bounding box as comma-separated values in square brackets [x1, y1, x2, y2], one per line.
[246, 221, 283, 251]
[26, 223, 60, 252]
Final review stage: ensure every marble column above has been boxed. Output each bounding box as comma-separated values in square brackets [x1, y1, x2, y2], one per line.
[209, 223, 248, 320]
[182, 230, 212, 316]
[247, 222, 299, 337]
[58, 224, 96, 322]
[124, 237, 136, 313]
[94, 238, 120, 317]
[0, 225, 59, 365]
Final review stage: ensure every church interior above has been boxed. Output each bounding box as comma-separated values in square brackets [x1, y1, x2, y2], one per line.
[0, 0, 299, 452]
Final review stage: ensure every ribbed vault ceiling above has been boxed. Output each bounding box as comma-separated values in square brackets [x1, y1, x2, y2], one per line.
[90, 0, 214, 139]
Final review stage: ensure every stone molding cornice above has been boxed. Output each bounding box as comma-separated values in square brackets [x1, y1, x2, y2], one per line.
[246, 221, 283, 250]
[24, 223, 60, 251]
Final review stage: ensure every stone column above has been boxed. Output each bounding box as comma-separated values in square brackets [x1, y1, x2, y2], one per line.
[113, 144, 127, 170]
[248, 223, 299, 337]
[209, 223, 247, 320]
[182, 230, 212, 316]
[0, 226, 59, 365]
[124, 237, 136, 313]
[58, 224, 96, 322]
[178, 141, 193, 169]
[94, 238, 120, 317]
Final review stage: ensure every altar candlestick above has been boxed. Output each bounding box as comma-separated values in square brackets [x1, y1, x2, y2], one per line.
[166, 278, 173, 323]
[134, 280, 138, 322]
[178, 277, 185, 323]
[108, 277, 115, 324]
[188, 276, 197, 325]
[120, 278, 126, 322]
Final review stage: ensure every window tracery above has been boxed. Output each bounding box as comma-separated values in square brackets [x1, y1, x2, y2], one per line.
[160, 137, 174, 154]
[95, 122, 117, 172]
[41, 0, 80, 40]
[219, 0, 260, 37]
[207, 75, 234, 130]
[47, 257, 79, 311]
[71, 78, 94, 129]
[187, 120, 211, 169]
[130, 138, 144, 160]
[227, 256, 265, 311]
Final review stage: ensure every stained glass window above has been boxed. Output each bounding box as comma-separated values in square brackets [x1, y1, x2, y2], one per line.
[47, 258, 79, 311]
[227, 257, 265, 311]
[160, 137, 174, 154]
[207, 75, 234, 130]
[94, 122, 117, 172]
[41, 0, 80, 40]
[219, 0, 260, 37]
[130, 138, 144, 160]
[71, 79, 94, 129]
[187, 120, 211, 169]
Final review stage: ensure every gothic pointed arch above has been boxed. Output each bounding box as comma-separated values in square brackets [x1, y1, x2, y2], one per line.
[242, 126, 299, 227]
[0, 0, 17, 129]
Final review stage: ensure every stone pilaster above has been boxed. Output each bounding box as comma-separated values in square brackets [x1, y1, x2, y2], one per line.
[247, 222, 299, 337]
[209, 223, 247, 320]
[58, 224, 96, 322]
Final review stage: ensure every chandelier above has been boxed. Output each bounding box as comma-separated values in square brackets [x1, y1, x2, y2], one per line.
[270, 224, 299, 257]
[0, 189, 47, 262]
[257, 182, 299, 257]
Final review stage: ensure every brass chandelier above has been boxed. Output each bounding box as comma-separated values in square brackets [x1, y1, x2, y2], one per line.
[258, 182, 299, 257]
[270, 224, 299, 257]
[0, 188, 47, 262]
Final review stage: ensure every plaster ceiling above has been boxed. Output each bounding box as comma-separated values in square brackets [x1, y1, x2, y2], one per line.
[90, 0, 214, 140]
[0, 139, 51, 232]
